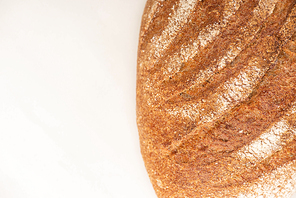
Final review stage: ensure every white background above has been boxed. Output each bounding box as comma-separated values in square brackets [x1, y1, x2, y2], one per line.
[0, 0, 156, 197]
[0, 0, 295, 198]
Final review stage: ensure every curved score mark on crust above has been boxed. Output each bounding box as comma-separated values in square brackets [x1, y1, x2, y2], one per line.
[140, 0, 199, 70]
[158, 0, 243, 78]
[233, 101, 296, 168]
[237, 160, 296, 198]
[165, 56, 270, 153]
[140, 0, 164, 43]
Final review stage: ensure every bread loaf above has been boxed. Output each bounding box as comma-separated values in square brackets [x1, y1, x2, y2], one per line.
[136, 0, 296, 197]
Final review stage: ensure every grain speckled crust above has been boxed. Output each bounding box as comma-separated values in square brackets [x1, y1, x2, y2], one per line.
[136, 0, 296, 197]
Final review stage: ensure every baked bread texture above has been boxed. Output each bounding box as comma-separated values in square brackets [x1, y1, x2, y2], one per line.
[136, 0, 296, 197]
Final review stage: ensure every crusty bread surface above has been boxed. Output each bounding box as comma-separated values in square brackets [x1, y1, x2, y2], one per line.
[136, 0, 296, 197]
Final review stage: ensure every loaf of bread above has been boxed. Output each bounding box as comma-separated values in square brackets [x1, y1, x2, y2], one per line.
[136, 0, 296, 197]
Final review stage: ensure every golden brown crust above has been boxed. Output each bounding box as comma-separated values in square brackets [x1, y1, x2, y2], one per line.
[137, 0, 296, 197]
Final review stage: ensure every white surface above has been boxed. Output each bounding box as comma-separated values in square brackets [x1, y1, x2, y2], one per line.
[0, 0, 156, 197]
[0, 0, 295, 198]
